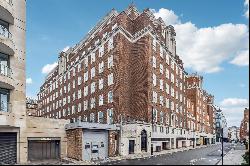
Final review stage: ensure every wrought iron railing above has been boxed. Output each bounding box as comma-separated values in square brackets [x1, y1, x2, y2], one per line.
[0, 63, 12, 78]
[0, 25, 12, 38]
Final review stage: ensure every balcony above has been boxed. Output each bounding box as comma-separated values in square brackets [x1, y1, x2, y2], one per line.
[0, 0, 14, 24]
[0, 102, 12, 113]
[0, 24, 14, 55]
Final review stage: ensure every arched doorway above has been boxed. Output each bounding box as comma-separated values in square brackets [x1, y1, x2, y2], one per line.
[141, 130, 147, 152]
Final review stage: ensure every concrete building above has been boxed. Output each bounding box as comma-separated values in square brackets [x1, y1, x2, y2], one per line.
[0, 1, 69, 164]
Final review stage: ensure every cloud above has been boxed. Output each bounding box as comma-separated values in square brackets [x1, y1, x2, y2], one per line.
[42, 62, 58, 74]
[151, 8, 180, 25]
[62, 46, 70, 52]
[220, 98, 249, 107]
[220, 98, 249, 126]
[151, 8, 249, 73]
[245, 0, 249, 19]
[26, 78, 33, 84]
[221, 107, 246, 127]
[230, 50, 249, 66]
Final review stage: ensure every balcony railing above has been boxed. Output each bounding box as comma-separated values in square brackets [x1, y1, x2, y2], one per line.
[0, 63, 12, 78]
[0, 25, 12, 38]
[0, 102, 12, 113]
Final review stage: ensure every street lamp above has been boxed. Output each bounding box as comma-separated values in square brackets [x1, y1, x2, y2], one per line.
[219, 108, 224, 165]
[151, 105, 154, 155]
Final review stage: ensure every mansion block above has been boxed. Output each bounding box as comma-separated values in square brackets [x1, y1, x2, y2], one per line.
[36, 5, 216, 161]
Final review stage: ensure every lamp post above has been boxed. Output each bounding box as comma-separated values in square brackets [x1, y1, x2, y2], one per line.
[219, 108, 224, 165]
[151, 106, 154, 155]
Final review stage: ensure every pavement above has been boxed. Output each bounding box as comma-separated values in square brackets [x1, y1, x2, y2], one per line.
[216, 143, 246, 165]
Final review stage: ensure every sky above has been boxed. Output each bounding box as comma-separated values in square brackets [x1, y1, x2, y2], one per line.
[26, 0, 249, 127]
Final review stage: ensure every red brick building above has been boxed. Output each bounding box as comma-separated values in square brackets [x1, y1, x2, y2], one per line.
[186, 74, 216, 145]
[240, 108, 249, 142]
[37, 5, 216, 160]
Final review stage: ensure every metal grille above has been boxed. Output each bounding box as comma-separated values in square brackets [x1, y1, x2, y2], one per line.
[0, 132, 17, 164]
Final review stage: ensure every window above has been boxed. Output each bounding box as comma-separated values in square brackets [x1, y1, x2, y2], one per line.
[0, 53, 10, 77]
[84, 86, 88, 97]
[160, 46, 163, 58]
[68, 83, 71, 92]
[91, 67, 95, 79]
[68, 95, 71, 103]
[78, 76, 82, 85]
[98, 111, 104, 123]
[108, 91, 113, 103]
[78, 103, 81, 112]
[166, 83, 170, 94]
[108, 73, 114, 86]
[107, 108, 113, 124]
[160, 79, 164, 91]
[160, 126, 164, 133]
[153, 108, 157, 122]
[84, 71, 88, 82]
[84, 57, 88, 68]
[108, 55, 113, 68]
[166, 113, 170, 125]
[170, 60, 174, 70]
[78, 89, 82, 99]
[166, 98, 170, 108]
[153, 74, 156, 86]
[166, 54, 169, 65]
[99, 78, 104, 90]
[91, 52, 95, 64]
[99, 94, 104, 106]
[91, 98, 95, 109]
[108, 38, 113, 51]
[160, 64, 163, 74]
[171, 101, 174, 111]
[77, 63, 81, 72]
[0, 88, 10, 112]
[90, 113, 95, 123]
[72, 80, 75, 89]
[152, 91, 157, 103]
[166, 68, 169, 79]
[84, 100, 88, 111]
[160, 96, 164, 106]
[160, 111, 164, 124]
[171, 73, 174, 83]
[99, 45, 104, 57]
[166, 127, 169, 134]
[91, 82, 96, 94]
[99, 61, 104, 73]
[152, 56, 156, 68]
[153, 38, 156, 50]
[171, 86, 174, 97]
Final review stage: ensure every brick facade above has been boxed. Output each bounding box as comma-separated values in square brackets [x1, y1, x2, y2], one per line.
[66, 129, 83, 160]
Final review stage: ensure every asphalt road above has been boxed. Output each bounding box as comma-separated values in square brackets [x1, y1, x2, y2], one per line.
[102, 143, 236, 165]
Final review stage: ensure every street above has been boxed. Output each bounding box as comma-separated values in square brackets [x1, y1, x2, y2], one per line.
[102, 143, 237, 165]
